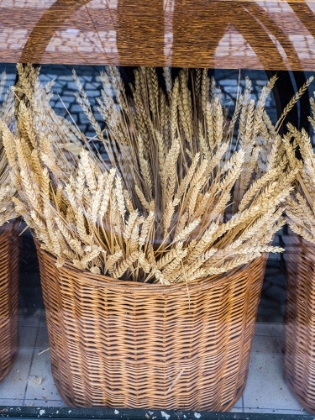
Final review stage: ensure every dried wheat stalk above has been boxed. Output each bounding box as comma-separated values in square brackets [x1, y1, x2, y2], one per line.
[0, 71, 17, 226]
[285, 107, 315, 243]
[5, 65, 299, 283]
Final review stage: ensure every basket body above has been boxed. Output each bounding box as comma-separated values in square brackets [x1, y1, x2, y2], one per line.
[36, 242, 266, 410]
[0, 220, 19, 382]
[285, 231, 315, 413]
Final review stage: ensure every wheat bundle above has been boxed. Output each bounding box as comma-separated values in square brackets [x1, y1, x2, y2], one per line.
[284, 97, 315, 242]
[3, 65, 306, 284]
[0, 71, 17, 226]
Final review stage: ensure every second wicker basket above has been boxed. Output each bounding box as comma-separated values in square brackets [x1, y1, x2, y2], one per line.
[285, 231, 315, 414]
[0, 220, 20, 382]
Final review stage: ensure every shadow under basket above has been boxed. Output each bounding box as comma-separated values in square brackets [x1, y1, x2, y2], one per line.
[0, 220, 20, 382]
[285, 231, 315, 414]
[35, 240, 266, 411]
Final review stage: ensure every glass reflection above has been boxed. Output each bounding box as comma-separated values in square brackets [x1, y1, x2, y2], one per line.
[0, 1, 314, 70]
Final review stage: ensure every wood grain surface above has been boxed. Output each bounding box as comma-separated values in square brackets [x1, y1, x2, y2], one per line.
[1, 0, 315, 70]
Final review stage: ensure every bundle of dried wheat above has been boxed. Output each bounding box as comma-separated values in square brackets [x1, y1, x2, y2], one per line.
[285, 100, 315, 242]
[4, 65, 304, 283]
[0, 71, 17, 226]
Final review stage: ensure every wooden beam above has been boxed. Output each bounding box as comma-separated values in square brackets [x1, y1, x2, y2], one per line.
[1, 0, 315, 70]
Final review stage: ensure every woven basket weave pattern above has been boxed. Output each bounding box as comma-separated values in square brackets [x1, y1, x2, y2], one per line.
[285, 232, 315, 414]
[0, 221, 19, 382]
[36, 242, 265, 410]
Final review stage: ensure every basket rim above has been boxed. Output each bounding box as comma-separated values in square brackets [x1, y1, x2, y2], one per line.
[0, 218, 20, 235]
[288, 227, 315, 248]
[34, 236, 265, 293]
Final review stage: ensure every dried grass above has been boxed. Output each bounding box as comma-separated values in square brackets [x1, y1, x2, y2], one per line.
[0, 71, 17, 226]
[4, 65, 300, 283]
[285, 103, 315, 243]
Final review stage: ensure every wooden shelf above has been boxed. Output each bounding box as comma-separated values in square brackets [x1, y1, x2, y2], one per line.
[1, 0, 315, 70]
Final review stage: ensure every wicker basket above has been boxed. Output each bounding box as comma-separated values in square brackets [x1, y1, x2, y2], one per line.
[36, 241, 266, 410]
[0, 220, 20, 382]
[285, 231, 315, 413]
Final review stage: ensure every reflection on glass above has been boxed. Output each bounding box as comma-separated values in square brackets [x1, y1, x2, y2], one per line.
[0, 0, 315, 70]
[1, 0, 315, 415]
